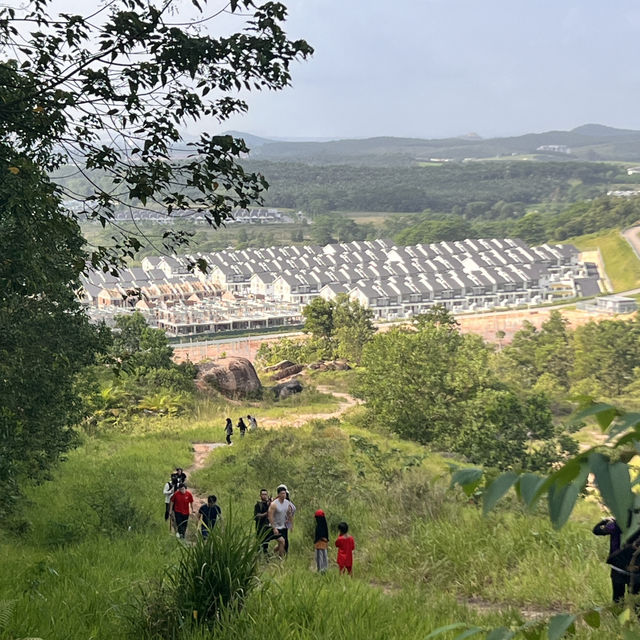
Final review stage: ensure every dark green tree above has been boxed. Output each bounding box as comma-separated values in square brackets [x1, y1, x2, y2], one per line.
[0, 160, 103, 513]
[0, 0, 311, 518]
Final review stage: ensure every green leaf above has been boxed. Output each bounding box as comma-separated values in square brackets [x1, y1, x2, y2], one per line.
[589, 453, 634, 531]
[483, 471, 518, 515]
[547, 613, 576, 640]
[518, 473, 547, 508]
[547, 461, 589, 529]
[618, 607, 632, 625]
[582, 608, 600, 629]
[607, 413, 640, 441]
[485, 628, 514, 640]
[424, 623, 469, 639]
[571, 402, 618, 431]
[450, 468, 484, 496]
[453, 628, 484, 640]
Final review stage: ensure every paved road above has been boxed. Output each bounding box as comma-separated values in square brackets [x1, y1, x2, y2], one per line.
[622, 225, 640, 261]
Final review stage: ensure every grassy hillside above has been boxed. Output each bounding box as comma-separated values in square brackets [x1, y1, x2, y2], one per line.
[569, 228, 640, 292]
[0, 382, 629, 639]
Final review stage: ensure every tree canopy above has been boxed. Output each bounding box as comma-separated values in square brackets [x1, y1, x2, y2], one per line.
[0, 0, 311, 511]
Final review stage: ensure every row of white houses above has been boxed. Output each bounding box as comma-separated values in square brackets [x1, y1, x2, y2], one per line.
[135, 238, 598, 317]
[81, 238, 601, 328]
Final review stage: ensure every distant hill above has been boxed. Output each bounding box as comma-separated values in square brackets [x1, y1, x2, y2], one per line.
[236, 124, 640, 165]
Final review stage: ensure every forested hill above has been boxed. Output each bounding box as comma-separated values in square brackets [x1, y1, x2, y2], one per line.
[243, 160, 621, 212]
[243, 124, 640, 165]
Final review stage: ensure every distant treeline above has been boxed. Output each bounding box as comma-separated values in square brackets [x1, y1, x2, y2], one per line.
[245, 160, 622, 213]
[385, 196, 640, 246]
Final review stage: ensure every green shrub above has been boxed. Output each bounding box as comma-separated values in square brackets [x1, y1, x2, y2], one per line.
[134, 510, 262, 638]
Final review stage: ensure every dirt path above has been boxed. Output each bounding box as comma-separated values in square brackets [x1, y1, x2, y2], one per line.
[258, 386, 361, 428]
[179, 387, 359, 518]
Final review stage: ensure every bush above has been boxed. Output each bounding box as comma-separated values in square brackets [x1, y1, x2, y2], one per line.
[134, 509, 262, 638]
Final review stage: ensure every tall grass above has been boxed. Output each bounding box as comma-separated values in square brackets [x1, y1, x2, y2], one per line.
[2, 392, 639, 639]
[132, 510, 262, 639]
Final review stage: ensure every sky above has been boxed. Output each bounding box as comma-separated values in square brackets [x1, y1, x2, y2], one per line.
[213, 0, 640, 140]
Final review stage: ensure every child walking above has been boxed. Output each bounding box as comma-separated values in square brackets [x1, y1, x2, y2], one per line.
[335, 521, 355, 575]
[314, 509, 329, 573]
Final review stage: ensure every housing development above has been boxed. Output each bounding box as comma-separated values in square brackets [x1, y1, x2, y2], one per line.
[80, 238, 602, 337]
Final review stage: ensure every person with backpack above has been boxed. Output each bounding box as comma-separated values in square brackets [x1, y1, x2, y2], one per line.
[224, 418, 233, 445]
[314, 509, 329, 573]
[163, 476, 174, 524]
[248, 414, 258, 432]
[198, 495, 222, 539]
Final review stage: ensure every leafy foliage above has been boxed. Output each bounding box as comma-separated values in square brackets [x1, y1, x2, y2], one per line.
[357, 309, 575, 470]
[445, 399, 640, 639]
[0, 159, 103, 517]
[1, 0, 313, 268]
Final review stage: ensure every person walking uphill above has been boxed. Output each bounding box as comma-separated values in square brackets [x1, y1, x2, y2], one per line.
[314, 510, 329, 573]
[224, 418, 233, 445]
[170, 484, 194, 539]
[268, 485, 294, 557]
[254, 488, 272, 554]
[335, 521, 355, 575]
[237, 417, 247, 438]
[163, 476, 174, 525]
[198, 495, 221, 539]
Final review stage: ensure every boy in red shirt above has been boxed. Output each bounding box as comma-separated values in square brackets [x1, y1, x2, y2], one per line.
[335, 521, 355, 575]
[170, 483, 194, 539]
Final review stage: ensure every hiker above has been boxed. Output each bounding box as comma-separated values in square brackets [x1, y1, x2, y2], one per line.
[171, 467, 187, 491]
[597, 518, 640, 602]
[280, 484, 296, 553]
[268, 485, 294, 557]
[224, 418, 233, 445]
[335, 521, 355, 575]
[254, 488, 272, 554]
[170, 483, 194, 539]
[237, 417, 247, 438]
[198, 495, 221, 539]
[163, 476, 174, 524]
[314, 509, 329, 573]
[248, 414, 258, 432]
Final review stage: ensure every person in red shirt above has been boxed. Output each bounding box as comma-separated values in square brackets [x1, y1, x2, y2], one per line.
[170, 483, 194, 539]
[335, 521, 355, 575]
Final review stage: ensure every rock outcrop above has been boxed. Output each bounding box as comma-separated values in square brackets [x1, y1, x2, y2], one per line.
[196, 357, 262, 399]
[263, 360, 296, 373]
[307, 360, 351, 372]
[273, 378, 303, 399]
[271, 364, 305, 380]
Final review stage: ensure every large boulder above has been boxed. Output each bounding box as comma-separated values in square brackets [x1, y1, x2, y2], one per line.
[271, 364, 304, 380]
[273, 378, 303, 400]
[196, 357, 262, 399]
[263, 360, 296, 373]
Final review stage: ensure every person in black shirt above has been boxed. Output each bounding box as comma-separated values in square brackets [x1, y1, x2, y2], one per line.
[237, 417, 247, 438]
[593, 517, 628, 602]
[198, 495, 221, 539]
[254, 488, 271, 554]
[171, 467, 187, 491]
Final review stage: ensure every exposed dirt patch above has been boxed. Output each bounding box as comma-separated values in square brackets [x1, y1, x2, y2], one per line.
[459, 596, 569, 622]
